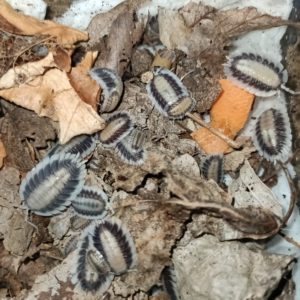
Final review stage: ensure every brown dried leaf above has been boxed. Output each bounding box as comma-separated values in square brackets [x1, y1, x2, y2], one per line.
[229, 160, 283, 218]
[1, 106, 56, 172]
[94, 11, 144, 76]
[0, 139, 6, 169]
[68, 51, 100, 110]
[0, 53, 105, 143]
[53, 46, 72, 72]
[159, 2, 300, 58]
[111, 193, 188, 296]
[173, 235, 294, 300]
[0, 0, 88, 44]
[166, 170, 227, 204]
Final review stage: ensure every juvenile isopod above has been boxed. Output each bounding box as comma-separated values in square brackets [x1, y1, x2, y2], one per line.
[92, 217, 137, 275]
[19, 153, 86, 216]
[252, 108, 292, 162]
[224, 52, 299, 97]
[47, 134, 97, 159]
[71, 186, 109, 220]
[99, 111, 133, 147]
[201, 155, 224, 184]
[146, 68, 196, 119]
[89, 68, 123, 113]
[63, 235, 79, 257]
[76, 235, 114, 293]
[161, 266, 180, 300]
[70, 215, 92, 231]
[115, 127, 147, 165]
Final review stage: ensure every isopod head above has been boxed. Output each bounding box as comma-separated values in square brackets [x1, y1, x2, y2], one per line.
[71, 186, 109, 220]
[146, 68, 195, 119]
[76, 235, 114, 294]
[89, 68, 123, 113]
[99, 111, 133, 147]
[19, 153, 86, 216]
[92, 217, 137, 275]
[252, 108, 292, 162]
[224, 52, 287, 97]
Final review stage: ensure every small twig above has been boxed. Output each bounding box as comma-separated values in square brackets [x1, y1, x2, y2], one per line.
[279, 162, 297, 227]
[186, 112, 242, 149]
[279, 232, 300, 249]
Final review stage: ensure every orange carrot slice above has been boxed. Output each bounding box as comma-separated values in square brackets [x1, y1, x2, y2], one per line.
[191, 79, 255, 154]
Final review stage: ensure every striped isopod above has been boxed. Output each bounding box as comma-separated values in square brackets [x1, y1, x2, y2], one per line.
[223, 52, 299, 97]
[19, 153, 86, 216]
[71, 186, 109, 220]
[146, 68, 196, 119]
[92, 217, 137, 275]
[252, 108, 292, 162]
[115, 127, 147, 165]
[161, 266, 180, 300]
[89, 68, 123, 113]
[99, 111, 133, 147]
[201, 155, 224, 184]
[76, 235, 114, 293]
[47, 134, 97, 159]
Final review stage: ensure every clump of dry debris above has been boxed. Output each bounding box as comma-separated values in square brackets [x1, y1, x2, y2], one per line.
[0, 1, 299, 299]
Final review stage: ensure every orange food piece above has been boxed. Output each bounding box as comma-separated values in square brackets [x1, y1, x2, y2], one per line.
[191, 79, 255, 154]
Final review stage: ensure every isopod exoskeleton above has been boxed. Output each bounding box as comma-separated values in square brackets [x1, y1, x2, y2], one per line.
[115, 127, 147, 166]
[146, 68, 196, 119]
[89, 68, 123, 113]
[252, 108, 292, 162]
[161, 266, 180, 300]
[76, 235, 114, 294]
[71, 186, 108, 220]
[19, 153, 86, 216]
[63, 235, 79, 257]
[47, 134, 97, 159]
[201, 154, 224, 184]
[224, 52, 289, 97]
[92, 217, 137, 275]
[99, 111, 133, 147]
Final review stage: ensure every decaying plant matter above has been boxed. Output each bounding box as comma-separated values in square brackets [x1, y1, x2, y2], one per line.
[0, 0, 299, 299]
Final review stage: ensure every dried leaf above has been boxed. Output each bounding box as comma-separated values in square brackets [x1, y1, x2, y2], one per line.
[0, 58, 105, 143]
[191, 79, 255, 154]
[0, 52, 56, 89]
[0, 0, 88, 45]
[1, 106, 56, 172]
[68, 51, 100, 110]
[94, 11, 144, 76]
[173, 235, 294, 300]
[53, 46, 72, 72]
[159, 2, 300, 58]
[229, 160, 283, 218]
[0, 139, 6, 169]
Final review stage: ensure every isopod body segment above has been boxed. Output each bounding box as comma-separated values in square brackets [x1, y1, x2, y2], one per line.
[146, 68, 196, 119]
[19, 153, 86, 216]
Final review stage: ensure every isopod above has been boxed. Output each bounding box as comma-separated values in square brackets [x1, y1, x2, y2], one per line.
[201, 155, 224, 184]
[76, 235, 114, 293]
[161, 266, 180, 300]
[252, 108, 292, 162]
[71, 186, 109, 220]
[19, 153, 86, 216]
[89, 68, 123, 113]
[92, 217, 137, 275]
[223, 52, 299, 97]
[146, 68, 196, 119]
[47, 134, 97, 159]
[99, 111, 133, 147]
[115, 127, 147, 165]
